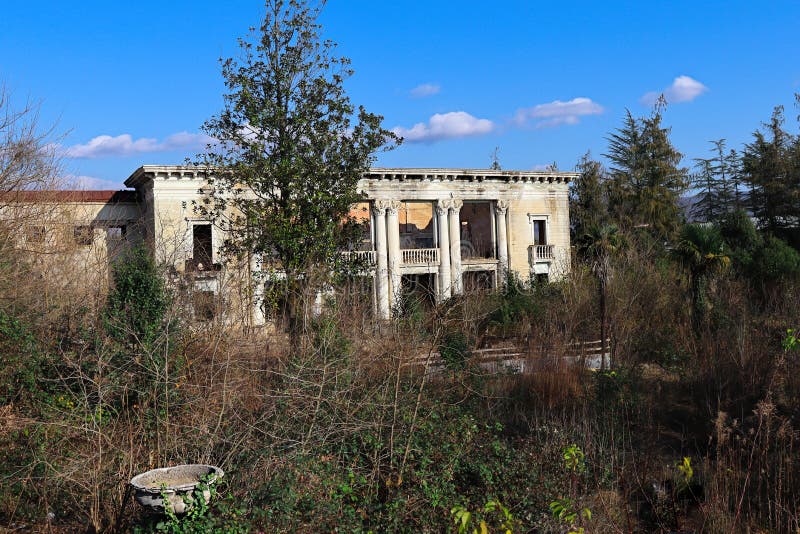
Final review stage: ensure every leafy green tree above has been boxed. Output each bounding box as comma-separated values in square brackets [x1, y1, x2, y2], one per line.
[742, 104, 800, 237]
[605, 100, 688, 242]
[570, 152, 607, 243]
[198, 0, 398, 336]
[578, 223, 623, 370]
[673, 224, 730, 329]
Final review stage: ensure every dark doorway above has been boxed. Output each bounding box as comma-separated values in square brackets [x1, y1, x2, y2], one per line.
[533, 220, 547, 245]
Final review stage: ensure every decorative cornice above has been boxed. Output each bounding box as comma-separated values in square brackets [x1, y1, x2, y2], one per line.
[364, 168, 577, 185]
[125, 165, 578, 189]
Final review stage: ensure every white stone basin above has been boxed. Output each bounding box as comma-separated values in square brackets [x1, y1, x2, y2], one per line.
[130, 464, 224, 514]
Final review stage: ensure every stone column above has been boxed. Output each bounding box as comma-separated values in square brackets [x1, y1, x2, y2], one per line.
[372, 201, 390, 320]
[386, 201, 403, 310]
[495, 200, 510, 284]
[448, 199, 463, 295]
[436, 200, 452, 301]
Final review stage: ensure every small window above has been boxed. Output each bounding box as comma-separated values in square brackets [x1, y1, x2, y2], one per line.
[26, 226, 45, 243]
[107, 226, 126, 241]
[74, 225, 94, 246]
[193, 291, 216, 321]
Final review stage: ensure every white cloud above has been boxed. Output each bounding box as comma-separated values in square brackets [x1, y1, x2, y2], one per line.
[640, 75, 708, 106]
[514, 97, 604, 128]
[63, 131, 213, 159]
[392, 111, 494, 143]
[409, 83, 441, 98]
[63, 174, 125, 190]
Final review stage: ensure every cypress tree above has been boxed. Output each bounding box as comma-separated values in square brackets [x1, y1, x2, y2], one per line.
[605, 99, 688, 242]
[690, 139, 739, 222]
[742, 105, 799, 236]
[570, 152, 607, 245]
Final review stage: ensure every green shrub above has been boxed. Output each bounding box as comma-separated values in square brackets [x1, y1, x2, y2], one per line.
[487, 274, 540, 336]
[751, 235, 800, 281]
[439, 331, 472, 370]
[104, 245, 170, 348]
[719, 209, 762, 257]
[0, 309, 39, 405]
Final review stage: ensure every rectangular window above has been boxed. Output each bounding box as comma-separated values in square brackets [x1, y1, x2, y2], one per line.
[107, 225, 126, 241]
[26, 226, 45, 243]
[192, 223, 213, 269]
[74, 225, 94, 246]
[193, 290, 216, 321]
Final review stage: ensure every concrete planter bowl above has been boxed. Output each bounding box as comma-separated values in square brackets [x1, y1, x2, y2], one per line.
[130, 464, 224, 514]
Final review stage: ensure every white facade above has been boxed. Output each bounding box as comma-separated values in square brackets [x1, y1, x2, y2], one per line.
[124, 165, 575, 322]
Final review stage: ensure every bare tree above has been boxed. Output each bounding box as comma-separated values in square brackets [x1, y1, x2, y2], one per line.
[0, 85, 62, 200]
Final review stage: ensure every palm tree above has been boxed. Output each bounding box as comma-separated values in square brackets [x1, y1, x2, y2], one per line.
[674, 224, 730, 330]
[578, 223, 623, 370]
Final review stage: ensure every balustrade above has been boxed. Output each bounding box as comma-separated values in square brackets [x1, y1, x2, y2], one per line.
[528, 244, 555, 263]
[340, 250, 376, 266]
[401, 248, 439, 265]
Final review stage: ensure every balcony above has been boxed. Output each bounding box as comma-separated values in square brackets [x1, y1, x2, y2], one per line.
[185, 258, 222, 274]
[340, 250, 376, 266]
[402, 248, 439, 265]
[528, 244, 555, 263]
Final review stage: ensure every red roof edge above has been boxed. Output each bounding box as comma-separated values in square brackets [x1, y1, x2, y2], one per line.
[0, 190, 138, 203]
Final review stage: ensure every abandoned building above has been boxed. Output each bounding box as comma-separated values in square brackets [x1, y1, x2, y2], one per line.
[7, 166, 575, 323]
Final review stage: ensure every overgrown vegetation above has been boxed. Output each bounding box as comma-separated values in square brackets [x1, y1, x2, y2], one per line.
[2, 230, 798, 531]
[3, 3, 800, 533]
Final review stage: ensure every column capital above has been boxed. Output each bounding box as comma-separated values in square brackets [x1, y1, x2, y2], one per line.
[450, 199, 463, 211]
[436, 200, 450, 216]
[385, 200, 403, 216]
[372, 200, 390, 216]
[496, 199, 510, 214]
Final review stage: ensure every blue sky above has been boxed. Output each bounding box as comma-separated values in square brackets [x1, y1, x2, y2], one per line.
[1, 0, 799, 189]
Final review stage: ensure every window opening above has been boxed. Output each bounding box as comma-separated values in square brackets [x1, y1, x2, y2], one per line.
[74, 225, 94, 246]
[26, 226, 45, 243]
[399, 202, 434, 249]
[193, 291, 216, 321]
[460, 201, 494, 259]
[192, 223, 213, 270]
